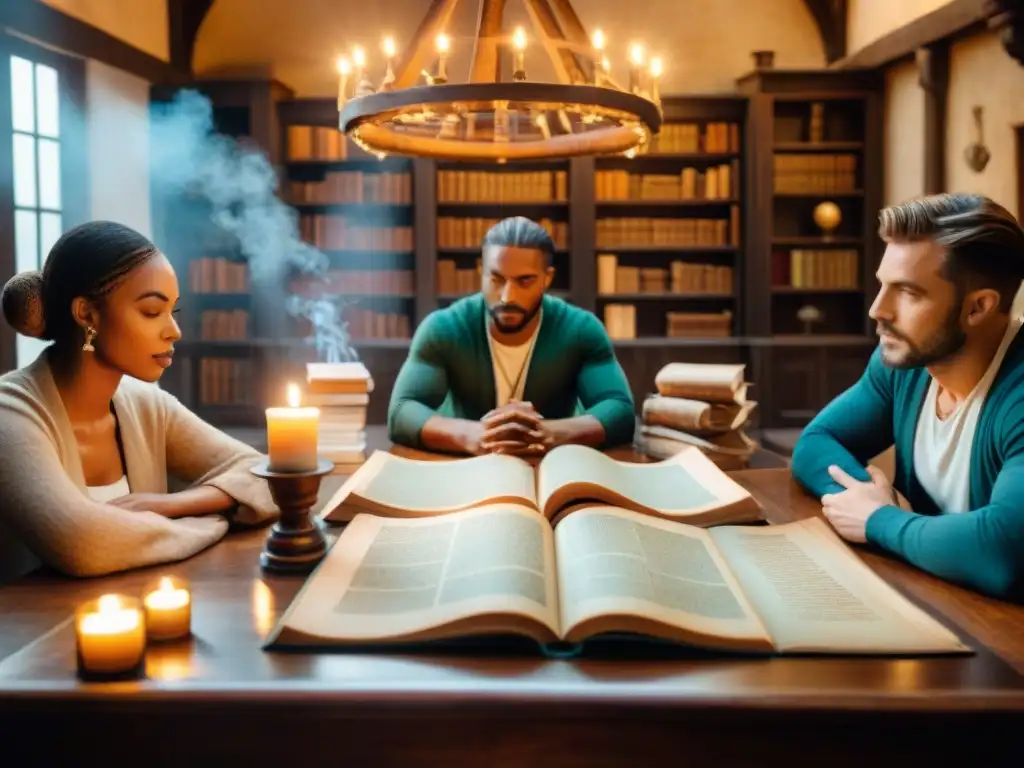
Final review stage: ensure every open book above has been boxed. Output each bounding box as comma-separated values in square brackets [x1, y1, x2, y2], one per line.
[318, 443, 763, 527]
[266, 505, 970, 657]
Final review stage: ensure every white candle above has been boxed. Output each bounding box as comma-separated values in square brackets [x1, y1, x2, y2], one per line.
[629, 43, 645, 94]
[336, 56, 352, 109]
[382, 36, 396, 86]
[266, 383, 319, 473]
[592, 29, 606, 85]
[650, 56, 664, 104]
[512, 27, 527, 81]
[435, 33, 450, 83]
[143, 576, 192, 642]
[76, 594, 146, 676]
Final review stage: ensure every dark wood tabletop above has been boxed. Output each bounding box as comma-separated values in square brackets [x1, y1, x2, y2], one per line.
[2, 467, 1023, 766]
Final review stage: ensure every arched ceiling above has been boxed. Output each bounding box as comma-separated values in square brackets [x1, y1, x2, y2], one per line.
[191, 0, 828, 96]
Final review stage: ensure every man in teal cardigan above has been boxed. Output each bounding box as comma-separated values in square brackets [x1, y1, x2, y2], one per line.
[388, 216, 635, 456]
[792, 193, 1024, 600]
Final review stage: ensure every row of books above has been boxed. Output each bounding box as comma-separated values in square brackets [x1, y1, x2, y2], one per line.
[198, 358, 256, 406]
[188, 258, 249, 294]
[286, 125, 354, 161]
[437, 170, 568, 203]
[603, 306, 732, 339]
[199, 310, 249, 341]
[289, 269, 416, 297]
[290, 172, 413, 204]
[596, 164, 737, 201]
[299, 217, 415, 251]
[436, 258, 481, 296]
[598, 255, 733, 295]
[771, 249, 860, 289]
[773, 154, 859, 194]
[344, 309, 411, 340]
[596, 213, 738, 247]
[641, 122, 740, 154]
[437, 217, 569, 250]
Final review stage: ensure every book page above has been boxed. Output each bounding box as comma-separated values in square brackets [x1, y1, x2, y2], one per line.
[275, 504, 560, 644]
[539, 444, 759, 524]
[709, 518, 970, 654]
[554, 507, 771, 650]
[324, 451, 538, 518]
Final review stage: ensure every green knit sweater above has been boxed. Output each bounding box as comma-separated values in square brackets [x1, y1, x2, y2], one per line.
[791, 335, 1024, 601]
[387, 294, 636, 449]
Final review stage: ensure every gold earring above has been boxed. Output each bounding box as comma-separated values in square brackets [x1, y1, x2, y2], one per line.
[83, 326, 96, 352]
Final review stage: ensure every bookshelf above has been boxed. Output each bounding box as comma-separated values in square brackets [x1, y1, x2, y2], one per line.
[152, 78, 884, 431]
[737, 69, 884, 427]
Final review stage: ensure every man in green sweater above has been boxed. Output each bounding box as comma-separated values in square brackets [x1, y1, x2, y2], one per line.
[388, 216, 635, 456]
[792, 193, 1024, 600]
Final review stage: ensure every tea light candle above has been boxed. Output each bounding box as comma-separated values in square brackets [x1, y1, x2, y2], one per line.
[143, 576, 192, 641]
[75, 594, 146, 676]
[266, 383, 320, 473]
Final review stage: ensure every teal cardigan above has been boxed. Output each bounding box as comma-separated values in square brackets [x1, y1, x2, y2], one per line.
[387, 294, 636, 450]
[791, 335, 1024, 600]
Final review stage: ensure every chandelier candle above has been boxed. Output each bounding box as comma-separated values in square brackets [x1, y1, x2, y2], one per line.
[513, 27, 527, 81]
[382, 36, 396, 88]
[435, 33, 450, 84]
[650, 56, 663, 105]
[592, 29, 606, 85]
[629, 43, 645, 96]
[266, 384, 320, 473]
[336, 56, 351, 109]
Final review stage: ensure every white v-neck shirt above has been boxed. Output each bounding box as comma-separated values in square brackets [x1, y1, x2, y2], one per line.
[914, 302, 1024, 514]
[486, 314, 541, 407]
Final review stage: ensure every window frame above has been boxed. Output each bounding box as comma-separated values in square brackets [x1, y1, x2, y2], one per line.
[0, 32, 88, 374]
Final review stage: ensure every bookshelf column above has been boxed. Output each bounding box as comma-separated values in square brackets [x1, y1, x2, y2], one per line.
[413, 158, 437, 324]
[569, 156, 596, 312]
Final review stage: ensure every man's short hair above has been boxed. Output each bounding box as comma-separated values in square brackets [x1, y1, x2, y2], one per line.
[482, 216, 556, 265]
[878, 193, 1024, 312]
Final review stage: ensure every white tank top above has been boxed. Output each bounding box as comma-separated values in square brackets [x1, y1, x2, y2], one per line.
[87, 476, 130, 503]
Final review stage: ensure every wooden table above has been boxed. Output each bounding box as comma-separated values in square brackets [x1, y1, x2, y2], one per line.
[1, 470, 1023, 766]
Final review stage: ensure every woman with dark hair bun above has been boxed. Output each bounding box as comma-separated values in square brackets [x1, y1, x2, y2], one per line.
[0, 221, 277, 579]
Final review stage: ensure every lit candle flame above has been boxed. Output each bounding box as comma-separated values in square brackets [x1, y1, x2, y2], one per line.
[592, 29, 606, 51]
[98, 594, 121, 612]
[513, 27, 527, 51]
[436, 33, 450, 53]
[336, 56, 351, 75]
[601, 56, 610, 73]
[351, 46, 367, 68]
[159, 576, 174, 592]
[630, 43, 645, 66]
[650, 56, 664, 78]
[287, 383, 301, 408]
[383, 36, 396, 58]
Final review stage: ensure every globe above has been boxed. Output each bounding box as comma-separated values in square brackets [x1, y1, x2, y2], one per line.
[813, 201, 842, 236]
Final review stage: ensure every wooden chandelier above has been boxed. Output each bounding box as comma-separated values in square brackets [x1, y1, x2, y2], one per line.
[336, 0, 664, 162]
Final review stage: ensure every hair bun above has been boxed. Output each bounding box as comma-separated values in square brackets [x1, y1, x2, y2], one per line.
[1, 270, 47, 339]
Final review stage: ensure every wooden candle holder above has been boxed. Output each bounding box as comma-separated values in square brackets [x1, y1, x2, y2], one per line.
[251, 458, 334, 574]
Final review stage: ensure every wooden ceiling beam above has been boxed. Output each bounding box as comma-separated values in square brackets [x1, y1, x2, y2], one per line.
[803, 0, 847, 64]
[168, 0, 216, 75]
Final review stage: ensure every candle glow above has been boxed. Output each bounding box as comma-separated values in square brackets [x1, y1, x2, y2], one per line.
[144, 576, 192, 641]
[592, 29, 606, 51]
[76, 593, 146, 676]
[266, 384, 320, 473]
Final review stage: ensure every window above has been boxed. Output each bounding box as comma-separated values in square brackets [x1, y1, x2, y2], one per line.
[9, 54, 63, 366]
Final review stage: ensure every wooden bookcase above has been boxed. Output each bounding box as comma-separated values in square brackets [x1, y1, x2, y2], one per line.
[737, 69, 883, 427]
[152, 75, 884, 431]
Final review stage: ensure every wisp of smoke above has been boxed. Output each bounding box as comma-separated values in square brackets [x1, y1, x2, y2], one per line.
[149, 89, 358, 363]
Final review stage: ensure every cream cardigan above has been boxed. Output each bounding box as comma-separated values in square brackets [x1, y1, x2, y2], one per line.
[0, 351, 278, 579]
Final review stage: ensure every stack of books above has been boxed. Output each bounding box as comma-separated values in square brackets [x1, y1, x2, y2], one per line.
[638, 362, 758, 470]
[305, 361, 373, 470]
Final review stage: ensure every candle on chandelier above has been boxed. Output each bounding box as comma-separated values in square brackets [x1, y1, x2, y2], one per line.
[382, 36, 397, 87]
[592, 29, 606, 85]
[435, 33, 450, 83]
[512, 27, 527, 81]
[629, 43, 645, 95]
[650, 56, 664, 104]
[336, 56, 352, 109]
